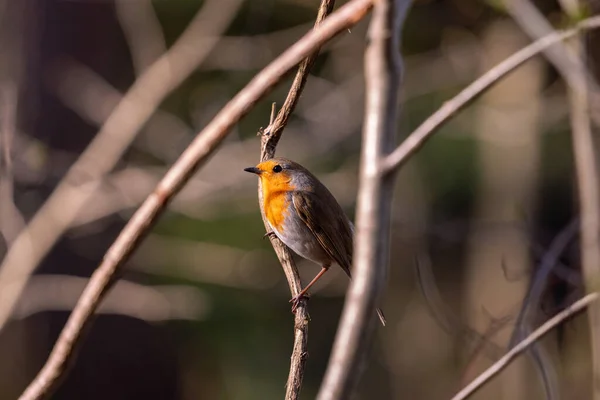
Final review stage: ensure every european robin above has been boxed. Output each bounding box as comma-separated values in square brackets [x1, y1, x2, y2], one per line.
[244, 157, 386, 326]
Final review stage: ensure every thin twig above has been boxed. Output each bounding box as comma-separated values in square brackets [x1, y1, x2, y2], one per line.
[17, 1, 375, 399]
[0, 0, 244, 333]
[317, 0, 410, 398]
[260, 0, 336, 158]
[381, 16, 600, 174]
[257, 2, 336, 399]
[451, 292, 599, 400]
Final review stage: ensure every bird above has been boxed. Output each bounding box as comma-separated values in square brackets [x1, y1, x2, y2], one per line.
[244, 157, 386, 326]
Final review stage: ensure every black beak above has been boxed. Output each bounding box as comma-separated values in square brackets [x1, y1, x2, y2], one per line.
[244, 167, 261, 175]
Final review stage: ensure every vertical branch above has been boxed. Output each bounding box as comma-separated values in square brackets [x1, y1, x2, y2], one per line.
[316, 0, 410, 398]
[550, 2, 600, 397]
[257, 2, 336, 399]
[568, 17, 600, 400]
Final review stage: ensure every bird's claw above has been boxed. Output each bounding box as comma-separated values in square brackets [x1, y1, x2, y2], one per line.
[290, 293, 310, 313]
[263, 231, 277, 240]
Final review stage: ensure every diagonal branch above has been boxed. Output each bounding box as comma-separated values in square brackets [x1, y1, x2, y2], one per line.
[17, 1, 374, 399]
[316, 0, 411, 398]
[452, 292, 599, 400]
[382, 16, 600, 174]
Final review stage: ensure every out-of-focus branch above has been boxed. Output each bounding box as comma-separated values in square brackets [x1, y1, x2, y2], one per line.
[115, 0, 167, 75]
[17, 2, 376, 399]
[508, 219, 579, 399]
[317, 0, 410, 398]
[565, 16, 600, 400]
[15, 275, 208, 322]
[452, 292, 599, 400]
[0, 0, 244, 333]
[257, 2, 335, 398]
[382, 16, 600, 174]
[0, 84, 25, 245]
[505, 0, 600, 114]
[51, 60, 194, 165]
[414, 254, 506, 361]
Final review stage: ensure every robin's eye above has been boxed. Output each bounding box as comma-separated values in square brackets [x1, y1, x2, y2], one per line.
[272, 165, 283, 173]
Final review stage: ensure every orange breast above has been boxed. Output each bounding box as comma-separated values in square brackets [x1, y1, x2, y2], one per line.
[260, 172, 294, 233]
[263, 190, 290, 232]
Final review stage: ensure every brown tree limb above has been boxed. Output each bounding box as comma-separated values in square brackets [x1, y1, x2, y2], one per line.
[381, 16, 600, 174]
[17, 1, 374, 399]
[257, 2, 335, 398]
[316, 0, 411, 398]
[451, 292, 599, 400]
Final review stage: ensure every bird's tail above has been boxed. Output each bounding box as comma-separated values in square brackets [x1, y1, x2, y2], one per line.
[376, 307, 386, 326]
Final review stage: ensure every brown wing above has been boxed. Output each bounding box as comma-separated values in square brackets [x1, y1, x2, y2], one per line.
[292, 191, 353, 277]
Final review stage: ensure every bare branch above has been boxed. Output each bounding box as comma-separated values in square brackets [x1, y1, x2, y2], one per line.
[566, 22, 600, 400]
[17, 1, 375, 399]
[452, 292, 599, 400]
[0, 0, 244, 333]
[382, 16, 600, 174]
[260, 0, 335, 157]
[317, 0, 410, 398]
[256, 1, 337, 399]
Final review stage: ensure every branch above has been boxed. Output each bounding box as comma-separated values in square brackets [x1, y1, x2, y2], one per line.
[381, 16, 600, 174]
[261, 0, 336, 158]
[0, 0, 244, 333]
[17, 1, 375, 399]
[505, 0, 600, 102]
[565, 17, 600, 400]
[508, 219, 579, 397]
[317, 0, 410, 398]
[0, 84, 25, 245]
[115, 0, 167, 75]
[257, 2, 336, 399]
[451, 292, 599, 400]
[507, 2, 600, 396]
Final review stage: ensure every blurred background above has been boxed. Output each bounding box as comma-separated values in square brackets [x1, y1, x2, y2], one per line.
[0, 0, 599, 399]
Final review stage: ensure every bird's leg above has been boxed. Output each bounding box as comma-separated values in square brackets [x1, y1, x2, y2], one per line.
[263, 231, 277, 240]
[290, 265, 329, 313]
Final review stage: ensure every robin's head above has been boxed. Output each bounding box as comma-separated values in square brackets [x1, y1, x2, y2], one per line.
[244, 158, 314, 192]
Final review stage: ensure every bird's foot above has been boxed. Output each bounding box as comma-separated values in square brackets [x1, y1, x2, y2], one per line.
[263, 231, 277, 240]
[290, 293, 310, 313]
